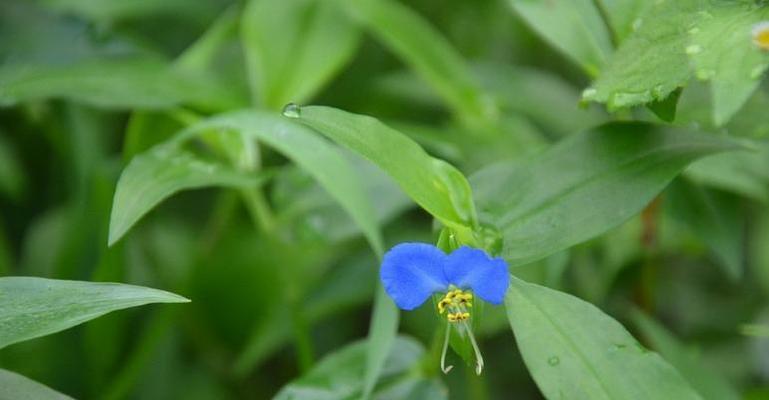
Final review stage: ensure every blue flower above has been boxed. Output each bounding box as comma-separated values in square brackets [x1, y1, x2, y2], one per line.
[380, 243, 509, 312]
[380, 242, 509, 375]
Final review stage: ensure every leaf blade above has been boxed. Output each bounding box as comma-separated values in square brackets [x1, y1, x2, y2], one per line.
[0, 277, 189, 349]
[505, 277, 701, 400]
[508, 0, 613, 76]
[0, 369, 73, 400]
[296, 105, 478, 237]
[180, 110, 385, 255]
[342, 0, 494, 127]
[108, 146, 263, 246]
[472, 123, 740, 266]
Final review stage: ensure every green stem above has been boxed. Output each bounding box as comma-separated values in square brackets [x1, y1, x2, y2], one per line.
[240, 188, 276, 233]
[289, 301, 315, 373]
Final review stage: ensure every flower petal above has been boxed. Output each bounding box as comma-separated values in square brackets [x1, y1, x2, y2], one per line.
[380, 243, 448, 310]
[444, 246, 509, 304]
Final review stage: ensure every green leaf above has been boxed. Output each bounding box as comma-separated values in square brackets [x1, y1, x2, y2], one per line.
[274, 335, 445, 400]
[341, 0, 494, 127]
[632, 311, 741, 400]
[108, 145, 263, 246]
[685, 148, 769, 202]
[505, 277, 701, 400]
[583, 0, 699, 110]
[471, 123, 740, 266]
[272, 154, 412, 244]
[295, 105, 478, 239]
[178, 110, 384, 255]
[241, 0, 361, 109]
[508, 0, 613, 76]
[0, 277, 189, 349]
[0, 368, 73, 400]
[687, 3, 769, 125]
[474, 63, 608, 137]
[362, 285, 399, 400]
[595, 0, 649, 43]
[0, 58, 240, 111]
[667, 179, 744, 280]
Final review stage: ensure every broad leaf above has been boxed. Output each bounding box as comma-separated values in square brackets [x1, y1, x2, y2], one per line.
[687, 3, 769, 125]
[583, 0, 699, 110]
[241, 0, 360, 109]
[108, 145, 263, 245]
[0, 58, 240, 110]
[505, 277, 701, 400]
[274, 336, 446, 400]
[0, 369, 73, 400]
[471, 123, 739, 266]
[295, 105, 478, 240]
[341, 0, 494, 127]
[632, 311, 741, 400]
[0, 277, 189, 349]
[508, 0, 613, 76]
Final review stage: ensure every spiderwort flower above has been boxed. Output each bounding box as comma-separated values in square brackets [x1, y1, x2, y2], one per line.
[380, 243, 509, 375]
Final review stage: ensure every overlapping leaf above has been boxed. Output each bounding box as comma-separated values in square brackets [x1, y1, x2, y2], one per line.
[0, 369, 73, 400]
[472, 123, 739, 266]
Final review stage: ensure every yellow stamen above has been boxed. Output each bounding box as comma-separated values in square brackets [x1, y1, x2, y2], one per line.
[438, 288, 474, 322]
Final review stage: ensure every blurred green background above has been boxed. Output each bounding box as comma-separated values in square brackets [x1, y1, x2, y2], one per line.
[1, 0, 769, 399]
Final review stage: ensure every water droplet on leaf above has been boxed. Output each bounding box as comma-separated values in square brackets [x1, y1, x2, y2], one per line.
[610, 343, 628, 352]
[282, 103, 301, 118]
[695, 69, 715, 81]
[548, 356, 560, 366]
[581, 87, 597, 100]
[685, 45, 702, 55]
[651, 85, 665, 100]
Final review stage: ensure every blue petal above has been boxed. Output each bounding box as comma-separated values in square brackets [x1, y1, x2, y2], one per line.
[444, 246, 509, 304]
[380, 243, 448, 310]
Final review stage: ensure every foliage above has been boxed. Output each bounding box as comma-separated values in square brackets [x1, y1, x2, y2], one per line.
[1, 0, 769, 399]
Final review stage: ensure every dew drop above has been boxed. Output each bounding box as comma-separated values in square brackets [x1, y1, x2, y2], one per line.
[750, 65, 766, 80]
[581, 87, 597, 100]
[608, 91, 649, 109]
[651, 85, 665, 100]
[695, 69, 715, 81]
[282, 103, 301, 118]
[685, 44, 702, 55]
[610, 343, 628, 352]
[547, 356, 560, 366]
